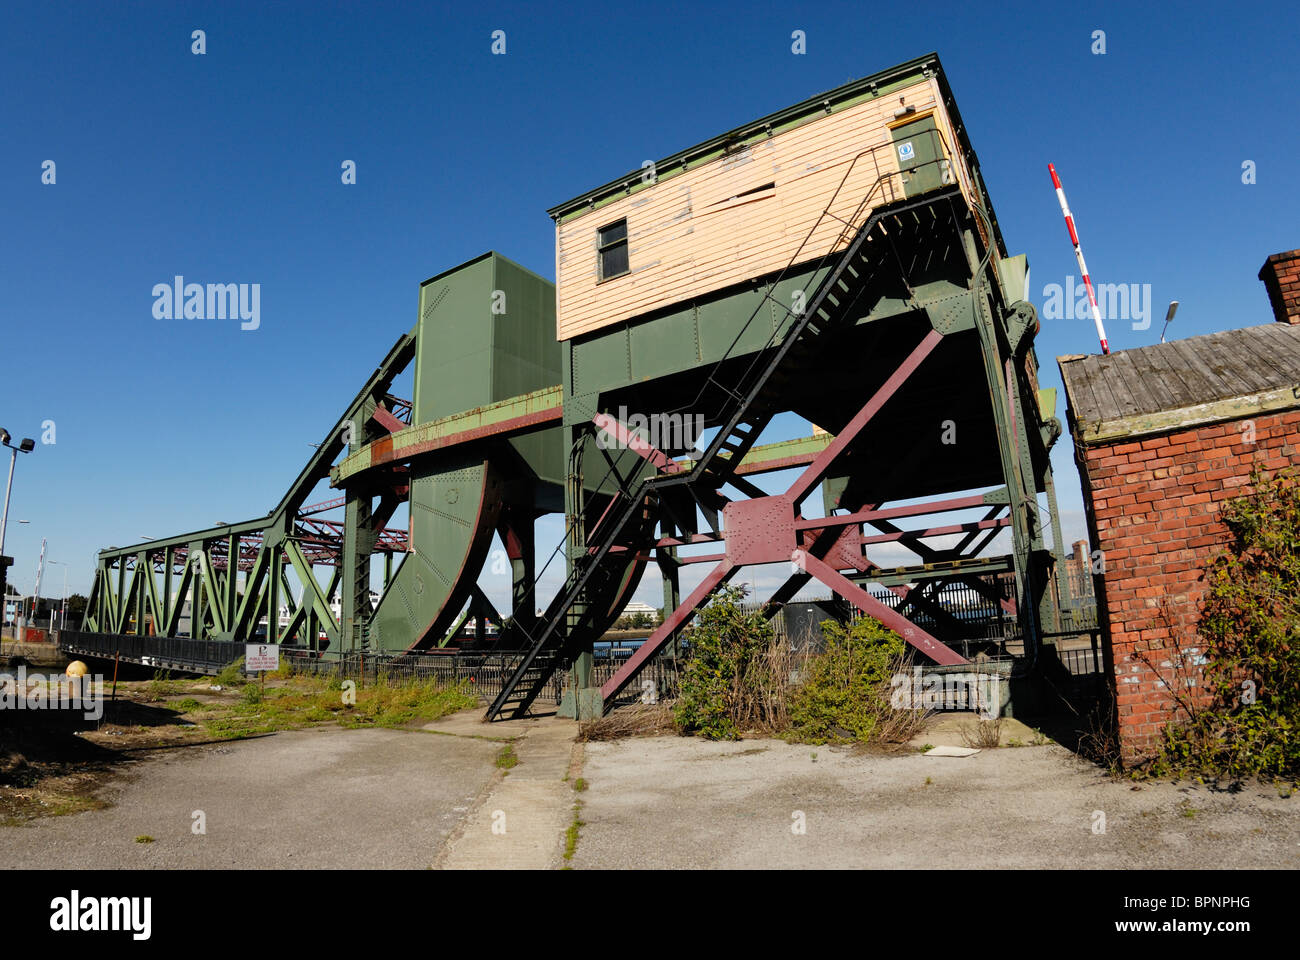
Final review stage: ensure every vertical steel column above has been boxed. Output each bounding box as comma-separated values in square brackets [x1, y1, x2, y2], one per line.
[115, 558, 126, 632]
[1043, 466, 1070, 619]
[504, 510, 536, 633]
[188, 542, 204, 639]
[657, 546, 681, 657]
[162, 545, 173, 636]
[134, 551, 146, 635]
[226, 534, 239, 633]
[340, 394, 378, 652]
[341, 494, 375, 651]
[560, 424, 598, 719]
[963, 227, 1042, 682]
[266, 548, 280, 644]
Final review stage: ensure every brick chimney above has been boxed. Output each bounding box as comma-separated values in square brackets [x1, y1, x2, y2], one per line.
[1259, 249, 1300, 324]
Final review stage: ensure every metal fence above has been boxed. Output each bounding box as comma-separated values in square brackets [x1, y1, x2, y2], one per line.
[280, 649, 567, 706]
[856, 574, 1019, 659]
[59, 629, 245, 674]
[591, 650, 687, 706]
[1057, 642, 1104, 676]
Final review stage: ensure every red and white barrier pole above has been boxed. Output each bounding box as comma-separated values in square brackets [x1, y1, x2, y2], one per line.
[1048, 163, 1109, 354]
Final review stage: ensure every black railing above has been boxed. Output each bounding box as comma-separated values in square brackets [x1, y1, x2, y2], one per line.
[59, 630, 247, 673]
[281, 649, 566, 706]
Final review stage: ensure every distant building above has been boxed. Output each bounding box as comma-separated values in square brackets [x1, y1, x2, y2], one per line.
[619, 601, 658, 618]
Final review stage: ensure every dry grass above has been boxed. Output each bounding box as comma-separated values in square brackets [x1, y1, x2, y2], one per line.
[960, 715, 1004, 749]
[577, 703, 677, 741]
[871, 690, 933, 745]
[728, 629, 799, 735]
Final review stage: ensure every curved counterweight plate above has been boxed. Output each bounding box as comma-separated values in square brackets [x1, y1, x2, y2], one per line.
[368, 458, 504, 652]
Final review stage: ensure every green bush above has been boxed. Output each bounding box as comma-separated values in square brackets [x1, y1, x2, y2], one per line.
[787, 618, 909, 744]
[672, 588, 921, 745]
[1156, 469, 1300, 781]
[214, 656, 248, 687]
[673, 586, 789, 740]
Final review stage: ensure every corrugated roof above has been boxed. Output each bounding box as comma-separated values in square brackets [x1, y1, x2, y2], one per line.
[1057, 323, 1300, 444]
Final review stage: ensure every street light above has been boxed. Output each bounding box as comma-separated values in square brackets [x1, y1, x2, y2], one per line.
[0, 428, 36, 621]
[1159, 301, 1179, 344]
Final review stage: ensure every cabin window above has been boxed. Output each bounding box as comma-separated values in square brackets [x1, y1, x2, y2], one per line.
[597, 218, 629, 281]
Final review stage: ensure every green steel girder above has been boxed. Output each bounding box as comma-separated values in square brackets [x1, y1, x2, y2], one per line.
[331, 385, 563, 487]
[283, 541, 341, 649]
[83, 329, 420, 646]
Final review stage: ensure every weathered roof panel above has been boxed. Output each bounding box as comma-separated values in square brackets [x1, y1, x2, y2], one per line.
[1058, 323, 1300, 444]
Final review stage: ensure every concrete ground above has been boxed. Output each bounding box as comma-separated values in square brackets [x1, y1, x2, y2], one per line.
[434, 713, 580, 869]
[5, 708, 1297, 869]
[2, 722, 505, 869]
[570, 737, 1300, 869]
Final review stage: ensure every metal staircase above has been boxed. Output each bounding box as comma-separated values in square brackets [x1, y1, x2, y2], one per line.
[485, 172, 965, 720]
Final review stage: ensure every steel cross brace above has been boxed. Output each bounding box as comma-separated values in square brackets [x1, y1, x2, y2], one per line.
[600, 328, 969, 704]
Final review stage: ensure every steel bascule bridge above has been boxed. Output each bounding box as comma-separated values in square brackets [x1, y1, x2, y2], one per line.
[66, 54, 1097, 719]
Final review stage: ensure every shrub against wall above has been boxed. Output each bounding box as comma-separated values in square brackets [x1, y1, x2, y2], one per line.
[1158, 470, 1300, 781]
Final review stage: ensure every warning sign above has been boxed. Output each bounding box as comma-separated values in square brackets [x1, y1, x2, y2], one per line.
[897, 141, 915, 162]
[245, 643, 280, 672]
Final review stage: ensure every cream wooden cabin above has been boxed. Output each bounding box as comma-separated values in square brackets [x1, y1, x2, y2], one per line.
[548, 54, 998, 343]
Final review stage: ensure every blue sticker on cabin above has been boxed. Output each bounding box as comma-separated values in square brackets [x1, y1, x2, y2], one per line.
[898, 141, 915, 161]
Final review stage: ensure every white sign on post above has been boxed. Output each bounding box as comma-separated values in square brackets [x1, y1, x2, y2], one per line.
[245, 643, 279, 672]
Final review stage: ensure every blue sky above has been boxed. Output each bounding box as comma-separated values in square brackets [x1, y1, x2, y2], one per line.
[2, 1, 1297, 609]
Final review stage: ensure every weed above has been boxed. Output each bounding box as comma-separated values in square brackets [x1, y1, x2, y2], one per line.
[134, 835, 154, 844]
[960, 716, 1004, 749]
[1153, 470, 1300, 782]
[563, 799, 585, 861]
[214, 657, 249, 688]
[495, 744, 518, 772]
[673, 585, 792, 739]
[577, 703, 675, 741]
[145, 671, 184, 701]
[786, 618, 925, 745]
[195, 674, 473, 740]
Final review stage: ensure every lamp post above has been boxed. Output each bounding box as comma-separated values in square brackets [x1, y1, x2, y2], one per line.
[0, 428, 36, 628]
[1159, 301, 1179, 344]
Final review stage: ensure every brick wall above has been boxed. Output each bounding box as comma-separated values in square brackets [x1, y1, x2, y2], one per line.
[1081, 408, 1300, 764]
[1259, 249, 1300, 324]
